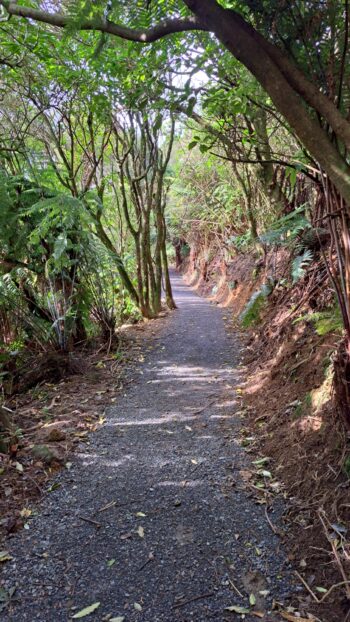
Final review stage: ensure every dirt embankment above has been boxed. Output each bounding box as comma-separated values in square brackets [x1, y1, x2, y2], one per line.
[181, 245, 350, 622]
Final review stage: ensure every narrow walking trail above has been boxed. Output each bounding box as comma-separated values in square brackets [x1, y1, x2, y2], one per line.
[2, 272, 294, 621]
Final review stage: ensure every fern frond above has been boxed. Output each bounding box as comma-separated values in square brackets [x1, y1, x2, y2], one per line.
[259, 206, 311, 248]
[291, 249, 313, 283]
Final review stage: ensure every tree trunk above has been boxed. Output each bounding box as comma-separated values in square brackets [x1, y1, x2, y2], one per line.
[252, 108, 287, 214]
[333, 339, 350, 429]
[94, 221, 139, 305]
[153, 208, 163, 315]
[161, 222, 177, 310]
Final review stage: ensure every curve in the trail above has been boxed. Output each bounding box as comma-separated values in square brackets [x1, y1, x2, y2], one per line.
[1, 271, 294, 621]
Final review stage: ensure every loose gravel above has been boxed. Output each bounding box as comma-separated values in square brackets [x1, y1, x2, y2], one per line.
[1, 271, 295, 621]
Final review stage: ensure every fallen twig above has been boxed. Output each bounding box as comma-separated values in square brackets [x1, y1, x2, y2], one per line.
[78, 515, 101, 528]
[318, 580, 350, 603]
[97, 500, 117, 513]
[318, 510, 350, 600]
[138, 551, 154, 571]
[294, 570, 319, 602]
[264, 506, 278, 534]
[191, 399, 217, 415]
[228, 578, 244, 598]
[171, 591, 214, 609]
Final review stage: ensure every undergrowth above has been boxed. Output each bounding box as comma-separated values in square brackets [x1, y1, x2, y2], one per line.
[294, 305, 343, 336]
[240, 279, 274, 327]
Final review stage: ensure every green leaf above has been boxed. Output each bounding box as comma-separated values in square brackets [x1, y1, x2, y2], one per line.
[72, 602, 101, 618]
[225, 605, 250, 613]
[107, 558, 116, 567]
[153, 114, 162, 132]
[188, 140, 198, 150]
[53, 233, 68, 261]
[249, 593, 256, 605]
[252, 457, 270, 466]
[0, 551, 13, 563]
[315, 586, 328, 593]
[199, 143, 210, 153]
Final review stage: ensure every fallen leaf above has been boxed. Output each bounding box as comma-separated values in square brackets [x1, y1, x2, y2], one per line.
[15, 462, 23, 473]
[330, 522, 347, 535]
[0, 551, 12, 563]
[249, 593, 256, 606]
[72, 602, 100, 618]
[315, 586, 327, 593]
[134, 602, 142, 611]
[47, 482, 61, 493]
[0, 585, 16, 607]
[19, 508, 32, 518]
[225, 605, 250, 614]
[258, 470, 272, 478]
[137, 526, 144, 538]
[107, 559, 116, 567]
[110, 618, 125, 622]
[136, 512, 146, 517]
[252, 457, 270, 466]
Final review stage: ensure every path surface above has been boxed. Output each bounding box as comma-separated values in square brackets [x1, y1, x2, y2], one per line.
[2, 272, 294, 621]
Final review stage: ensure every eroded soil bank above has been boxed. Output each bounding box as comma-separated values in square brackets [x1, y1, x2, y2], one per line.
[1, 271, 295, 621]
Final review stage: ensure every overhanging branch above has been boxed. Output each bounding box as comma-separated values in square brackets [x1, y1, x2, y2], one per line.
[0, 2, 208, 42]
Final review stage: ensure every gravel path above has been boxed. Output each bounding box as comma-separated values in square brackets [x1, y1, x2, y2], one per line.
[1, 271, 295, 621]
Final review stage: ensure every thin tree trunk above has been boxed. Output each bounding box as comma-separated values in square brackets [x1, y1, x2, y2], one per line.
[161, 215, 176, 309]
